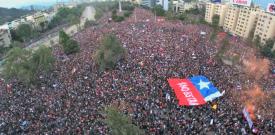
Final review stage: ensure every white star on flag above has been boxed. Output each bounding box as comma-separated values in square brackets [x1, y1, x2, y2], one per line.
[198, 80, 210, 89]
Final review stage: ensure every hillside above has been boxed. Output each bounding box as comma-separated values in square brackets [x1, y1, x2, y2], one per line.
[0, 7, 33, 25]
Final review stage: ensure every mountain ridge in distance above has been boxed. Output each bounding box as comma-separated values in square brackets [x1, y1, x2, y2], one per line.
[0, 7, 33, 25]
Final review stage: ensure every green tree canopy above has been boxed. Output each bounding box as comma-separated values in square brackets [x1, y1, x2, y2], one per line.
[15, 23, 35, 42]
[177, 13, 187, 21]
[95, 34, 125, 71]
[59, 30, 80, 55]
[212, 15, 220, 30]
[59, 30, 70, 45]
[215, 38, 230, 59]
[31, 45, 55, 74]
[94, 1, 118, 20]
[253, 35, 261, 49]
[260, 39, 275, 58]
[2, 46, 54, 84]
[2, 47, 32, 82]
[152, 5, 165, 16]
[48, 6, 85, 29]
[84, 20, 98, 28]
[104, 106, 144, 135]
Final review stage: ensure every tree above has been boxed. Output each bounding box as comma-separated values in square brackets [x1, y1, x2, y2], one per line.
[260, 39, 275, 58]
[215, 38, 230, 59]
[15, 24, 34, 42]
[2, 46, 54, 84]
[166, 10, 176, 20]
[212, 15, 220, 30]
[84, 20, 98, 28]
[31, 45, 55, 74]
[121, 2, 135, 11]
[111, 9, 125, 22]
[152, 5, 165, 16]
[48, 6, 85, 29]
[63, 39, 80, 55]
[253, 35, 261, 49]
[185, 8, 200, 15]
[247, 27, 255, 44]
[68, 14, 80, 25]
[95, 34, 125, 71]
[39, 21, 48, 32]
[177, 13, 187, 21]
[2, 47, 32, 83]
[59, 30, 79, 55]
[123, 11, 132, 18]
[59, 30, 70, 45]
[104, 106, 144, 135]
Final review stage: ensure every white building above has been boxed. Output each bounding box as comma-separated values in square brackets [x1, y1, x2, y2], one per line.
[157, 0, 169, 11]
[174, 1, 197, 13]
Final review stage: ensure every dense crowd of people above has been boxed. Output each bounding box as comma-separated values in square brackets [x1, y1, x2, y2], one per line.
[0, 8, 274, 134]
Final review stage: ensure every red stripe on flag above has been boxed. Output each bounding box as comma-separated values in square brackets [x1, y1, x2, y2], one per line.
[168, 78, 206, 106]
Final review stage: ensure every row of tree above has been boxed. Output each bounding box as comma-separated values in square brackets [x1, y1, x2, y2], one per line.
[94, 2, 118, 20]
[111, 2, 135, 22]
[0, 5, 87, 60]
[48, 5, 85, 29]
[253, 36, 275, 58]
[152, 5, 206, 24]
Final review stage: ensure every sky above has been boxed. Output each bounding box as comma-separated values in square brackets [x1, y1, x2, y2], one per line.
[0, 0, 274, 9]
[0, 0, 69, 8]
[253, 0, 275, 9]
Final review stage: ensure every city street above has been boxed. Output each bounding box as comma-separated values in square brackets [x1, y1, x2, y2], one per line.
[27, 6, 95, 50]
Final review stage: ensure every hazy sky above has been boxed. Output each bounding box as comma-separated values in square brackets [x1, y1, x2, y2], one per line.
[0, 0, 274, 8]
[0, 0, 68, 8]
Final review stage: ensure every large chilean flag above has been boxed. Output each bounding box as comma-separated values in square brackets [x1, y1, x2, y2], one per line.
[168, 76, 223, 106]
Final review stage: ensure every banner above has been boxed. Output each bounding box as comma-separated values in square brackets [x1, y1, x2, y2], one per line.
[168, 76, 223, 106]
[243, 107, 253, 129]
[231, 0, 252, 6]
[267, 3, 275, 14]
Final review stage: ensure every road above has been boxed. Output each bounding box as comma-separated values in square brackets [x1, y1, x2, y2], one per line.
[81, 6, 95, 26]
[27, 6, 95, 50]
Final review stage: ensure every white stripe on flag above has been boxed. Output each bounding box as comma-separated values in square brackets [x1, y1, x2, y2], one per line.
[204, 91, 223, 102]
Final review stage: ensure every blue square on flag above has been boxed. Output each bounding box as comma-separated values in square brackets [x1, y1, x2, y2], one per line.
[189, 76, 222, 102]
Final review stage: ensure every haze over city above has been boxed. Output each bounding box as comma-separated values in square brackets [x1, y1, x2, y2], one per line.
[0, 0, 69, 8]
[0, 0, 274, 8]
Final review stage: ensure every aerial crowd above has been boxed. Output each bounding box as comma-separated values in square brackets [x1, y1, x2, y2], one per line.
[0, 8, 274, 134]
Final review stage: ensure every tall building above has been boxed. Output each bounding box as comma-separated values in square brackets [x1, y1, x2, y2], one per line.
[234, 7, 259, 38]
[141, 0, 156, 8]
[205, 3, 229, 26]
[156, 0, 169, 11]
[205, 2, 275, 45]
[223, 5, 240, 33]
[254, 11, 275, 43]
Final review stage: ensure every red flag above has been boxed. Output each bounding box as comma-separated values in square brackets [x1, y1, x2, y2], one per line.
[168, 79, 206, 106]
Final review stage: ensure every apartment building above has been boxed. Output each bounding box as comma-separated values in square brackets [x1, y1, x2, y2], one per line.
[156, 0, 169, 11]
[205, 3, 229, 26]
[141, 0, 156, 8]
[33, 12, 47, 27]
[254, 11, 275, 43]
[234, 7, 259, 38]
[205, 2, 275, 45]
[223, 5, 240, 33]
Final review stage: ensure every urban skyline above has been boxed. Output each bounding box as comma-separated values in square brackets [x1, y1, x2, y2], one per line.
[0, 0, 274, 9]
